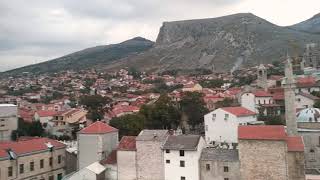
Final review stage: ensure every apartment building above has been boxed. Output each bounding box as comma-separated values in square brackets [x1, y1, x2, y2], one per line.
[0, 104, 18, 141]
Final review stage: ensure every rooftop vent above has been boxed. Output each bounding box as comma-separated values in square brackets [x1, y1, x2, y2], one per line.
[45, 142, 54, 152]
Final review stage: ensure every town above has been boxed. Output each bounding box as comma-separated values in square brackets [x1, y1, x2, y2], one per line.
[0, 43, 319, 180]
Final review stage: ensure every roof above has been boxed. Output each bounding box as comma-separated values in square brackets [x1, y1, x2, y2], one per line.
[118, 136, 136, 151]
[86, 162, 107, 174]
[100, 150, 117, 165]
[254, 90, 273, 97]
[297, 92, 320, 100]
[238, 125, 287, 140]
[79, 121, 118, 134]
[200, 148, 239, 162]
[0, 104, 17, 107]
[221, 107, 256, 117]
[162, 135, 201, 151]
[296, 76, 317, 87]
[286, 136, 304, 152]
[136, 129, 168, 141]
[36, 110, 57, 117]
[0, 138, 66, 159]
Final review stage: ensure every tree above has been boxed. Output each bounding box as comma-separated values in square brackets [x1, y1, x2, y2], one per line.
[314, 100, 320, 108]
[180, 92, 208, 128]
[80, 95, 111, 121]
[258, 115, 284, 125]
[11, 119, 45, 140]
[199, 79, 224, 88]
[215, 98, 238, 108]
[109, 113, 145, 138]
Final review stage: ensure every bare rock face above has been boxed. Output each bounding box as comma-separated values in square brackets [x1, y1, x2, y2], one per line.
[118, 13, 320, 73]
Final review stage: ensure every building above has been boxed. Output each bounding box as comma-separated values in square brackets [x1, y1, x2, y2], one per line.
[63, 162, 106, 180]
[117, 136, 137, 180]
[204, 107, 257, 145]
[136, 129, 168, 180]
[77, 121, 118, 170]
[0, 137, 66, 180]
[200, 148, 240, 180]
[182, 83, 203, 92]
[162, 135, 205, 180]
[238, 125, 305, 180]
[295, 92, 319, 109]
[0, 104, 18, 141]
[256, 64, 268, 90]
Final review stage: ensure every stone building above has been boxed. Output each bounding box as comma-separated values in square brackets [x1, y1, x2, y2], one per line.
[238, 125, 305, 180]
[302, 43, 320, 69]
[256, 64, 268, 90]
[117, 136, 137, 180]
[77, 121, 118, 169]
[0, 137, 66, 180]
[136, 129, 168, 180]
[162, 135, 205, 180]
[200, 148, 240, 180]
[0, 104, 18, 141]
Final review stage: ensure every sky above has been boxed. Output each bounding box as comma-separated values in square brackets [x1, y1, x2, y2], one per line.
[1, 0, 320, 72]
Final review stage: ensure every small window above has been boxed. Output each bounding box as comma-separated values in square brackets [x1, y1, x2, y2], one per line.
[49, 157, 53, 166]
[224, 178, 229, 180]
[40, 159, 44, 168]
[30, 161, 34, 171]
[310, 149, 315, 153]
[224, 166, 229, 172]
[166, 149, 170, 153]
[58, 155, 62, 164]
[49, 175, 54, 180]
[180, 150, 185, 156]
[166, 160, 170, 164]
[206, 164, 210, 171]
[212, 114, 216, 121]
[205, 125, 208, 131]
[19, 164, 24, 174]
[181, 177, 186, 180]
[8, 166, 13, 177]
[180, 161, 185, 167]
[297, 98, 301, 102]
[224, 114, 229, 120]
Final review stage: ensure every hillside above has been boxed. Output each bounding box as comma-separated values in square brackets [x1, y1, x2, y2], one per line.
[289, 13, 320, 34]
[106, 13, 320, 73]
[3, 37, 154, 76]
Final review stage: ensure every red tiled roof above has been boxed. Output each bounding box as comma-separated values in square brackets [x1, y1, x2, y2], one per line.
[254, 90, 273, 97]
[238, 125, 287, 140]
[272, 92, 284, 100]
[221, 107, 256, 117]
[0, 138, 66, 159]
[36, 110, 57, 117]
[286, 136, 304, 152]
[296, 76, 317, 87]
[297, 92, 320, 100]
[118, 136, 136, 151]
[100, 150, 117, 165]
[79, 121, 118, 134]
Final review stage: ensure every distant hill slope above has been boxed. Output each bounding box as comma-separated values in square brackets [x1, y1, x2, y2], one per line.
[106, 13, 320, 73]
[3, 37, 154, 76]
[289, 13, 320, 34]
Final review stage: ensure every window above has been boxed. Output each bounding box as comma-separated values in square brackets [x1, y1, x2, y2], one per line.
[224, 114, 229, 120]
[19, 164, 24, 174]
[206, 164, 210, 171]
[166, 160, 170, 164]
[30, 161, 34, 171]
[180, 150, 184, 156]
[181, 177, 186, 180]
[297, 98, 301, 102]
[40, 159, 44, 168]
[166, 149, 170, 153]
[205, 125, 208, 131]
[310, 149, 315, 153]
[224, 178, 229, 180]
[180, 161, 185, 167]
[263, 100, 266, 104]
[319, 136, 320, 146]
[258, 100, 261, 104]
[49, 157, 53, 166]
[224, 166, 229, 172]
[49, 175, 54, 180]
[57, 173, 63, 180]
[212, 114, 216, 121]
[8, 166, 13, 177]
[58, 155, 62, 164]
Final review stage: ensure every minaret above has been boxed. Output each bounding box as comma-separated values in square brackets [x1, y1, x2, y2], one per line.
[282, 54, 298, 136]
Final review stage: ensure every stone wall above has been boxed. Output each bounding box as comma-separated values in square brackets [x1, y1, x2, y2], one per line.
[299, 131, 320, 169]
[287, 152, 305, 180]
[200, 160, 240, 180]
[117, 150, 137, 180]
[239, 140, 288, 180]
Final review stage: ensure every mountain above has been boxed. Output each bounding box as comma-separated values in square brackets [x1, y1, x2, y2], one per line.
[106, 13, 320, 73]
[3, 37, 154, 76]
[289, 13, 320, 34]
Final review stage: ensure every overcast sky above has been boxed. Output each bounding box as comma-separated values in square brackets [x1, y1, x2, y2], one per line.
[1, 0, 320, 72]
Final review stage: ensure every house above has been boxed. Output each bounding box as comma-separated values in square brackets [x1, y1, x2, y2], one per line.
[200, 148, 240, 180]
[295, 76, 320, 94]
[117, 136, 137, 180]
[238, 125, 305, 180]
[163, 135, 205, 180]
[101, 150, 117, 180]
[295, 92, 319, 109]
[182, 83, 203, 92]
[136, 130, 168, 180]
[34, 110, 57, 124]
[0, 104, 18, 141]
[77, 121, 118, 170]
[204, 107, 257, 145]
[64, 162, 106, 180]
[0, 137, 66, 180]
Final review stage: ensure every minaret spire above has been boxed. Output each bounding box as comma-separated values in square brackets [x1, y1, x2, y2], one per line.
[282, 54, 298, 136]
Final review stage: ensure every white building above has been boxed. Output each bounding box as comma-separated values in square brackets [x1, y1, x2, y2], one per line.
[117, 136, 137, 180]
[77, 121, 118, 170]
[295, 92, 319, 109]
[64, 162, 106, 180]
[0, 104, 18, 141]
[162, 135, 205, 180]
[204, 107, 257, 145]
[240, 91, 274, 112]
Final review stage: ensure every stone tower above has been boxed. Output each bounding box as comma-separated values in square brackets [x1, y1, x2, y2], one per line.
[282, 54, 298, 136]
[257, 64, 268, 90]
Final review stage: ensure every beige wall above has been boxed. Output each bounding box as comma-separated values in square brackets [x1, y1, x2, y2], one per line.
[117, 150, 136, 180]
[287, 152, 305, 180]
[200, 160, 240, 180]
[0, 148, 66, 180]
[0, 105, 18, 141]
[239, 140, 288, 180]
